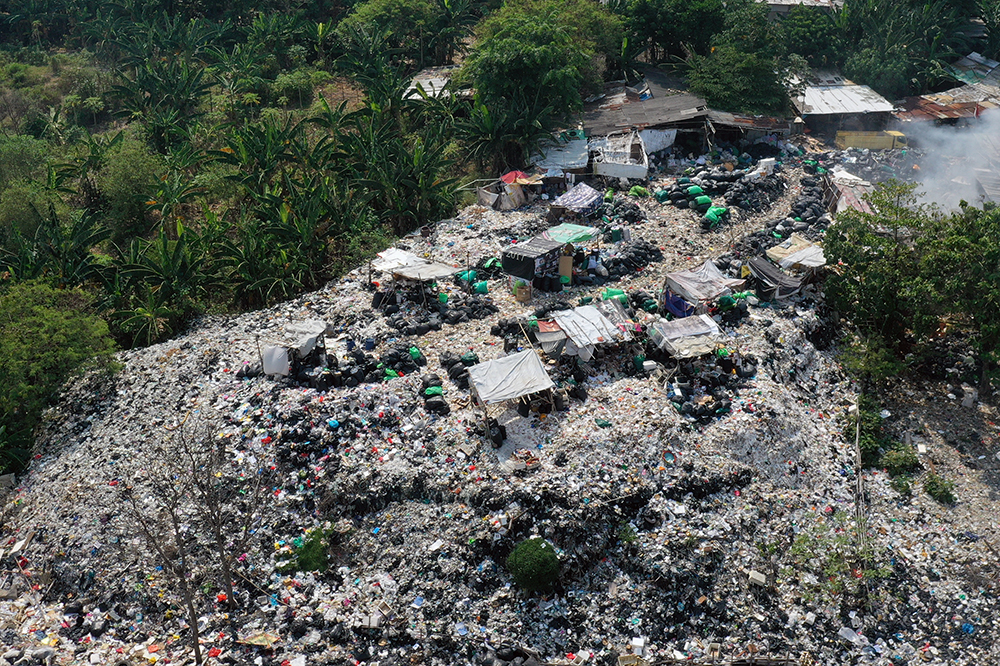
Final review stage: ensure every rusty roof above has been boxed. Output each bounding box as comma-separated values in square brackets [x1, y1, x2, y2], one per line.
[583, 68, 707, 136]
[707, 110, 792, 132]
[895, 95, 1000, 122]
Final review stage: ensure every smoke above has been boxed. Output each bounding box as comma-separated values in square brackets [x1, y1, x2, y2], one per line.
[902, 109, 1000, 210]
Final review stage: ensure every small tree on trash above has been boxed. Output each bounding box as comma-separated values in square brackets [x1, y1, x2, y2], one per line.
[122, 449, 205, 665]
[506, 537, 559, 592]
[174, 416, 270, 610]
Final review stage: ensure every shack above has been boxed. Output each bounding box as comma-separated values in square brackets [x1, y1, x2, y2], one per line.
[765, 233, 827, 272]
[747, 257, 802, 301]
[661, 260, 745, 310]
[262, 319, 330, 377]
[468, 350, 556, 443]
[549, 182, 603, 220]
[792, 71, 895, 133]
[648, 315, 723, 359]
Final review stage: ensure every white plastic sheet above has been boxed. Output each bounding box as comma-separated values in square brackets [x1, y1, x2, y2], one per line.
[663, 260, 745, 303]
[552, 305, 629, 361]
[467, 350, 555, 405]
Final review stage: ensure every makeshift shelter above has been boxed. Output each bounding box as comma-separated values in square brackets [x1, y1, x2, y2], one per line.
[542, 223, 599, 244]
[468, 350, 555, 405]
[372, 249, 456, 282]
[649, 315, 723, 358]
[262, 319, 329, 376]
[477, 179, 528, 210]
[501, 237, 565, 281]
[550, 182, 602, 217]
[765, 234, 827, 271]
[748, 257, 802, 300]
[592, 131, 649, 179]
[662, 261, 745, 305]
[550, 305, 632, 361]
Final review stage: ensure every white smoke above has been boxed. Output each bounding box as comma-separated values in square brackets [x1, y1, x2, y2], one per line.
[901, 108, 1000, 210]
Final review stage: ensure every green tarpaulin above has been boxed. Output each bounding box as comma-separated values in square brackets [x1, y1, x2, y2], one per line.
[541, 223, 599, 244]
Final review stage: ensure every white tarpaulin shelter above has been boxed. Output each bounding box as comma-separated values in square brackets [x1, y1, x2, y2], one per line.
[262, 319, 329, 376]
[372, 248, 456, 282]
[765, 233, 827, 270]
[552, 305, 632, 361]
[649, 315, 723, 358]
[468, 350, 555, 405]
[663, 260, 745, 303]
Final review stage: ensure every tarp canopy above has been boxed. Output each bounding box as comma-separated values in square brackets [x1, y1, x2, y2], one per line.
[748, 257, 802, 300]
[501, 170, 538, 184]
[664, 261, 745, 303]
[476, 182, 527, 210]
[501, 237, 565, 280]
[262, 346, 291, 376]
[542, 223, 599, 244]
[552, 182, 602, 214]
[530, 137, 589, 171]
[373, 249, 456, 282]
[468, 350, 555, 405]
[649, 314, 723, 358]
[552, 305, 631, 361]
[765, 233, 827, 270]
[284, 319, 329, 357]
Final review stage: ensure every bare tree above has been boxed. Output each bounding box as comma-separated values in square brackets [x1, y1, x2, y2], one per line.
[174, 417, 269, 610]
[122, 449, 204, 665]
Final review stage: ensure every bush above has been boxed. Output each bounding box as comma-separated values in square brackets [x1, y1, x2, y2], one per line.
[270, 70, 314, 107]
[924, 473, 956, 505]
[0, 281, 115, 473]
[881, 446, 920, 477]
[506, 537, 559, 592]
[277, 529, 330, 572]
[890, 476, 911, 497]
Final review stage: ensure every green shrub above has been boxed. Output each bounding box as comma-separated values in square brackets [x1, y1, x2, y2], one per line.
[881, 446, 919, 477]
[277, 529, 330, 572]
[890, 476, 911, 497]
[271, 70, 314, 107]
[924, 473, 956, 505]
[506, 537, 559, 592]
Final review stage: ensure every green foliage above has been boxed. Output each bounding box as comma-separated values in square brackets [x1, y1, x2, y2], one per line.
[0, 281, 115, 473]
[685, 45, 788, 115]
[617, 522, 637, 543]
[779, 5, 842, 67]
[337, 0, 444, 68]
[852, 394, 895, 468]
[824, 181, 928, 352]
[984, 0, 1000, 60]
[276, 529, 330, 573]
[506, 537, 559, 592]
[270, 70, 315, 107]
[619, 0, 724, 61]
[0, 134, 48, 190]
[890, 475, 912, 497]
[923, 473, 956, 505]
[461, 0, 622, 145]
[95, 135, 164, 244]
[882, 446, 920, 477]
[837, 335, 906, 391]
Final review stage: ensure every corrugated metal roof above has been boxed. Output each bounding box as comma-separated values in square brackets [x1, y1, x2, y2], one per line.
[895, 95, 999, 122]
[795, 84, 895, 116]
[948, 52, 1000, 86]
[583, 68, 707, 136]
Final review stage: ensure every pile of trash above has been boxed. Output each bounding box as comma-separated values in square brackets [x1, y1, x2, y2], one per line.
[723, 172, 786, 213]
[2, 159, 1000, 666]
[597, 196, 645, 224]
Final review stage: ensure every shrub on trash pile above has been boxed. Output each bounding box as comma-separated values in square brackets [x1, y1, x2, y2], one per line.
[506, 537, 559, 592]
[923, 473, 956, 505]
[277, 528, 330, 573]
[881, 446, 920, 477]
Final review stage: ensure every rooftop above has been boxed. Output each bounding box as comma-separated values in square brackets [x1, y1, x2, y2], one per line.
[583, 68, 708, 136]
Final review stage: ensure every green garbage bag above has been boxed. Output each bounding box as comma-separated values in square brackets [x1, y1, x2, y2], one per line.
[633, 355, 646, 372]
[409, 346, 423, 361]
[595, 418, 613, 428]
[424, 386, 443, 397]
[628, 185, 649, 197]
[718, 295, 737, 310]
[605, 188, 615, 202]
[654, 189, 671, 203]
[686, 185, 704, 196]
[642, 299, 658, 313]
[473, 280, 489, 294]
[438, 292, 448, 304]
[461, 351, 479, 366]
[457, 269, 477, 282]
[695, 195, 712, 206]
[603, 288, 625, 300]
[704, 206, 727, 223]
[384, 368, 399, 378]
[677, 177, 691, 185]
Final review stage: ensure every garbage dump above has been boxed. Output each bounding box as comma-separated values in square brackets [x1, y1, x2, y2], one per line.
[1, 139, 998, 666]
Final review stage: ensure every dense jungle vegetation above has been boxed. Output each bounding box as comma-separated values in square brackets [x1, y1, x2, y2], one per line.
[0, 0, 998, 471]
